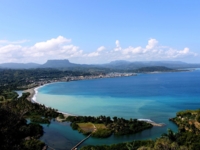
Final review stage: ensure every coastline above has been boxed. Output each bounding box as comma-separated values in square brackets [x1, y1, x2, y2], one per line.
[23, 84, 74, 121]
[21, 69, 191, 103]
[23, 83, 165, 126]
[23, 88, 36, 102]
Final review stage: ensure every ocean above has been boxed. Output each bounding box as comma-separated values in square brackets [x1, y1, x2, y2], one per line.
[35, 69, 200, 149]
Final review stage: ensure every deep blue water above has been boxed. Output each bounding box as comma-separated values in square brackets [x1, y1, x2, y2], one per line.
[36, 70, 200, 149]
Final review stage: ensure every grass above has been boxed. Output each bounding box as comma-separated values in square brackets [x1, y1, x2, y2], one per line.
[94, 123, 106, 129]
[77, 122, 107, 133]
[78, 122, 94, 128]
[78, 122, 95, 132]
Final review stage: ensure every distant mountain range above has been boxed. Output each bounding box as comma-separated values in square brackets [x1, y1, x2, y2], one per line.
[0, 59, 200, 71]
[0, 62, 40, 69]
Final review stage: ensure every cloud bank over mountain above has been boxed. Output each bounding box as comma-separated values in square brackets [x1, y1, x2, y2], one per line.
[0, 36, 197, 64]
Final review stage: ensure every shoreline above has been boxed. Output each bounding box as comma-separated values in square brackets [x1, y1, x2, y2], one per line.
[23, 78, 166, 126]
[23, 84, 164, 126]
[23, 84, 75, 121]
[23, 88, 36, 102]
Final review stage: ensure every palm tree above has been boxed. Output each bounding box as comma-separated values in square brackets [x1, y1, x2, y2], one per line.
[161, 129, 177, 141]
[126, 141, 138, 150]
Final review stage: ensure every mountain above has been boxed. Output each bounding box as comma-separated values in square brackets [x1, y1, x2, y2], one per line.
[101, 60, 200, 70]
[39, 59, 78, 68]
[0, 59, 200, 70]
[108, 60, 130, 65]
[0, 63, 40, 69]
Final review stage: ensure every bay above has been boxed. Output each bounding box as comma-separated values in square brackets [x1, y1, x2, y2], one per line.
[36, 70, 200, 149]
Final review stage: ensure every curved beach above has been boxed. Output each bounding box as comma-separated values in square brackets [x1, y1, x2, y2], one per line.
[24, 83, 165, 126]
[23, 84, 73, 120]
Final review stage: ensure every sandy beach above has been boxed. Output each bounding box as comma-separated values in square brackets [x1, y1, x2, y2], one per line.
[23, 85, 165, 126]
[23, 86, 72, 122]
[23, 88, 36, 101]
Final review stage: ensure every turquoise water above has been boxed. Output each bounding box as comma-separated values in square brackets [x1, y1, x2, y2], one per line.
[36, 70, 200, 149]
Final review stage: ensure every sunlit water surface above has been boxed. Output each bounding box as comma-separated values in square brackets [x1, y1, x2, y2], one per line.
[34, 70, 200, 149]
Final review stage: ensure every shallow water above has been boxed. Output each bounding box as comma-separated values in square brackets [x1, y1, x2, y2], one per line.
[36, 70, 200, 149]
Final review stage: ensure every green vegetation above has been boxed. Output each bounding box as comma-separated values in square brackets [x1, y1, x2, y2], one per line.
[0, 68, 103, 94]
[92, 128, 112, 138]
[81, 109, 200, 150]
[170, 109, 200, 134]
[66, 115, 153, 138]
[0, 91, 18, 103]
[77, 122, 95, 135]
[0, 91, 62, 149]
[80, 140, 155, 150]
[3, 92, 61, 123]
[0, 105, 45, 150]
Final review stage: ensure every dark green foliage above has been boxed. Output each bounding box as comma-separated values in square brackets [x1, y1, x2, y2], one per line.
[67, 115, 153, 138]
[22, 139, 45, 150]
[0, 68, 97, 94]
[108, 117, 153, 136]
[1, 92, 60, 123]
[92, 129, 112, 138]
[30, 116, 50, 124]
[0, 91, 60, 149]
[67, 115, 112, 124]
[176, 131, 200, 149]
[196, 115, 200, 122]
[1, 91, 18, 100]
[19, 123, 43, 138]
[71, 122, 79, 130]
[80, 140, 154, 150]
[58, 113, 65, 119]
[161, 129, 177, 141]
[0, 108, 45, 150]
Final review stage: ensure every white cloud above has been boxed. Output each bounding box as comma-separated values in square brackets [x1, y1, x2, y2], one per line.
[97, 46, 105, 52]
[146, 38, 158, 49]
[0, 45, 22, 54]
[114, 40, 121, 51]
[0, 36, 198, 64]
[85, 46, 106, 57]
[33, 36, 71, 51]
[114, 39, 197, 62]
[87, 52, 99, 57]
[122, 46, 143, 55]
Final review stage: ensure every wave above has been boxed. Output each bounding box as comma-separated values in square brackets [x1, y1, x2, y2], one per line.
[137, 119, 154, 123]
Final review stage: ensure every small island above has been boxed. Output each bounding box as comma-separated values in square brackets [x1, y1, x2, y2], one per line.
[66, 115, 153, 138]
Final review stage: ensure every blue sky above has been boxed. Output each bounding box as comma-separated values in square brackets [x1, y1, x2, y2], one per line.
[0, 0, 200, 64]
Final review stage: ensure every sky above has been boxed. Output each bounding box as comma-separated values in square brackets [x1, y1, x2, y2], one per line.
[0, 0, 200, 64]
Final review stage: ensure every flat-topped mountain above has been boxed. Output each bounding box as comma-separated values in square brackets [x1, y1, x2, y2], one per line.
[40, 59, 78, 68]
